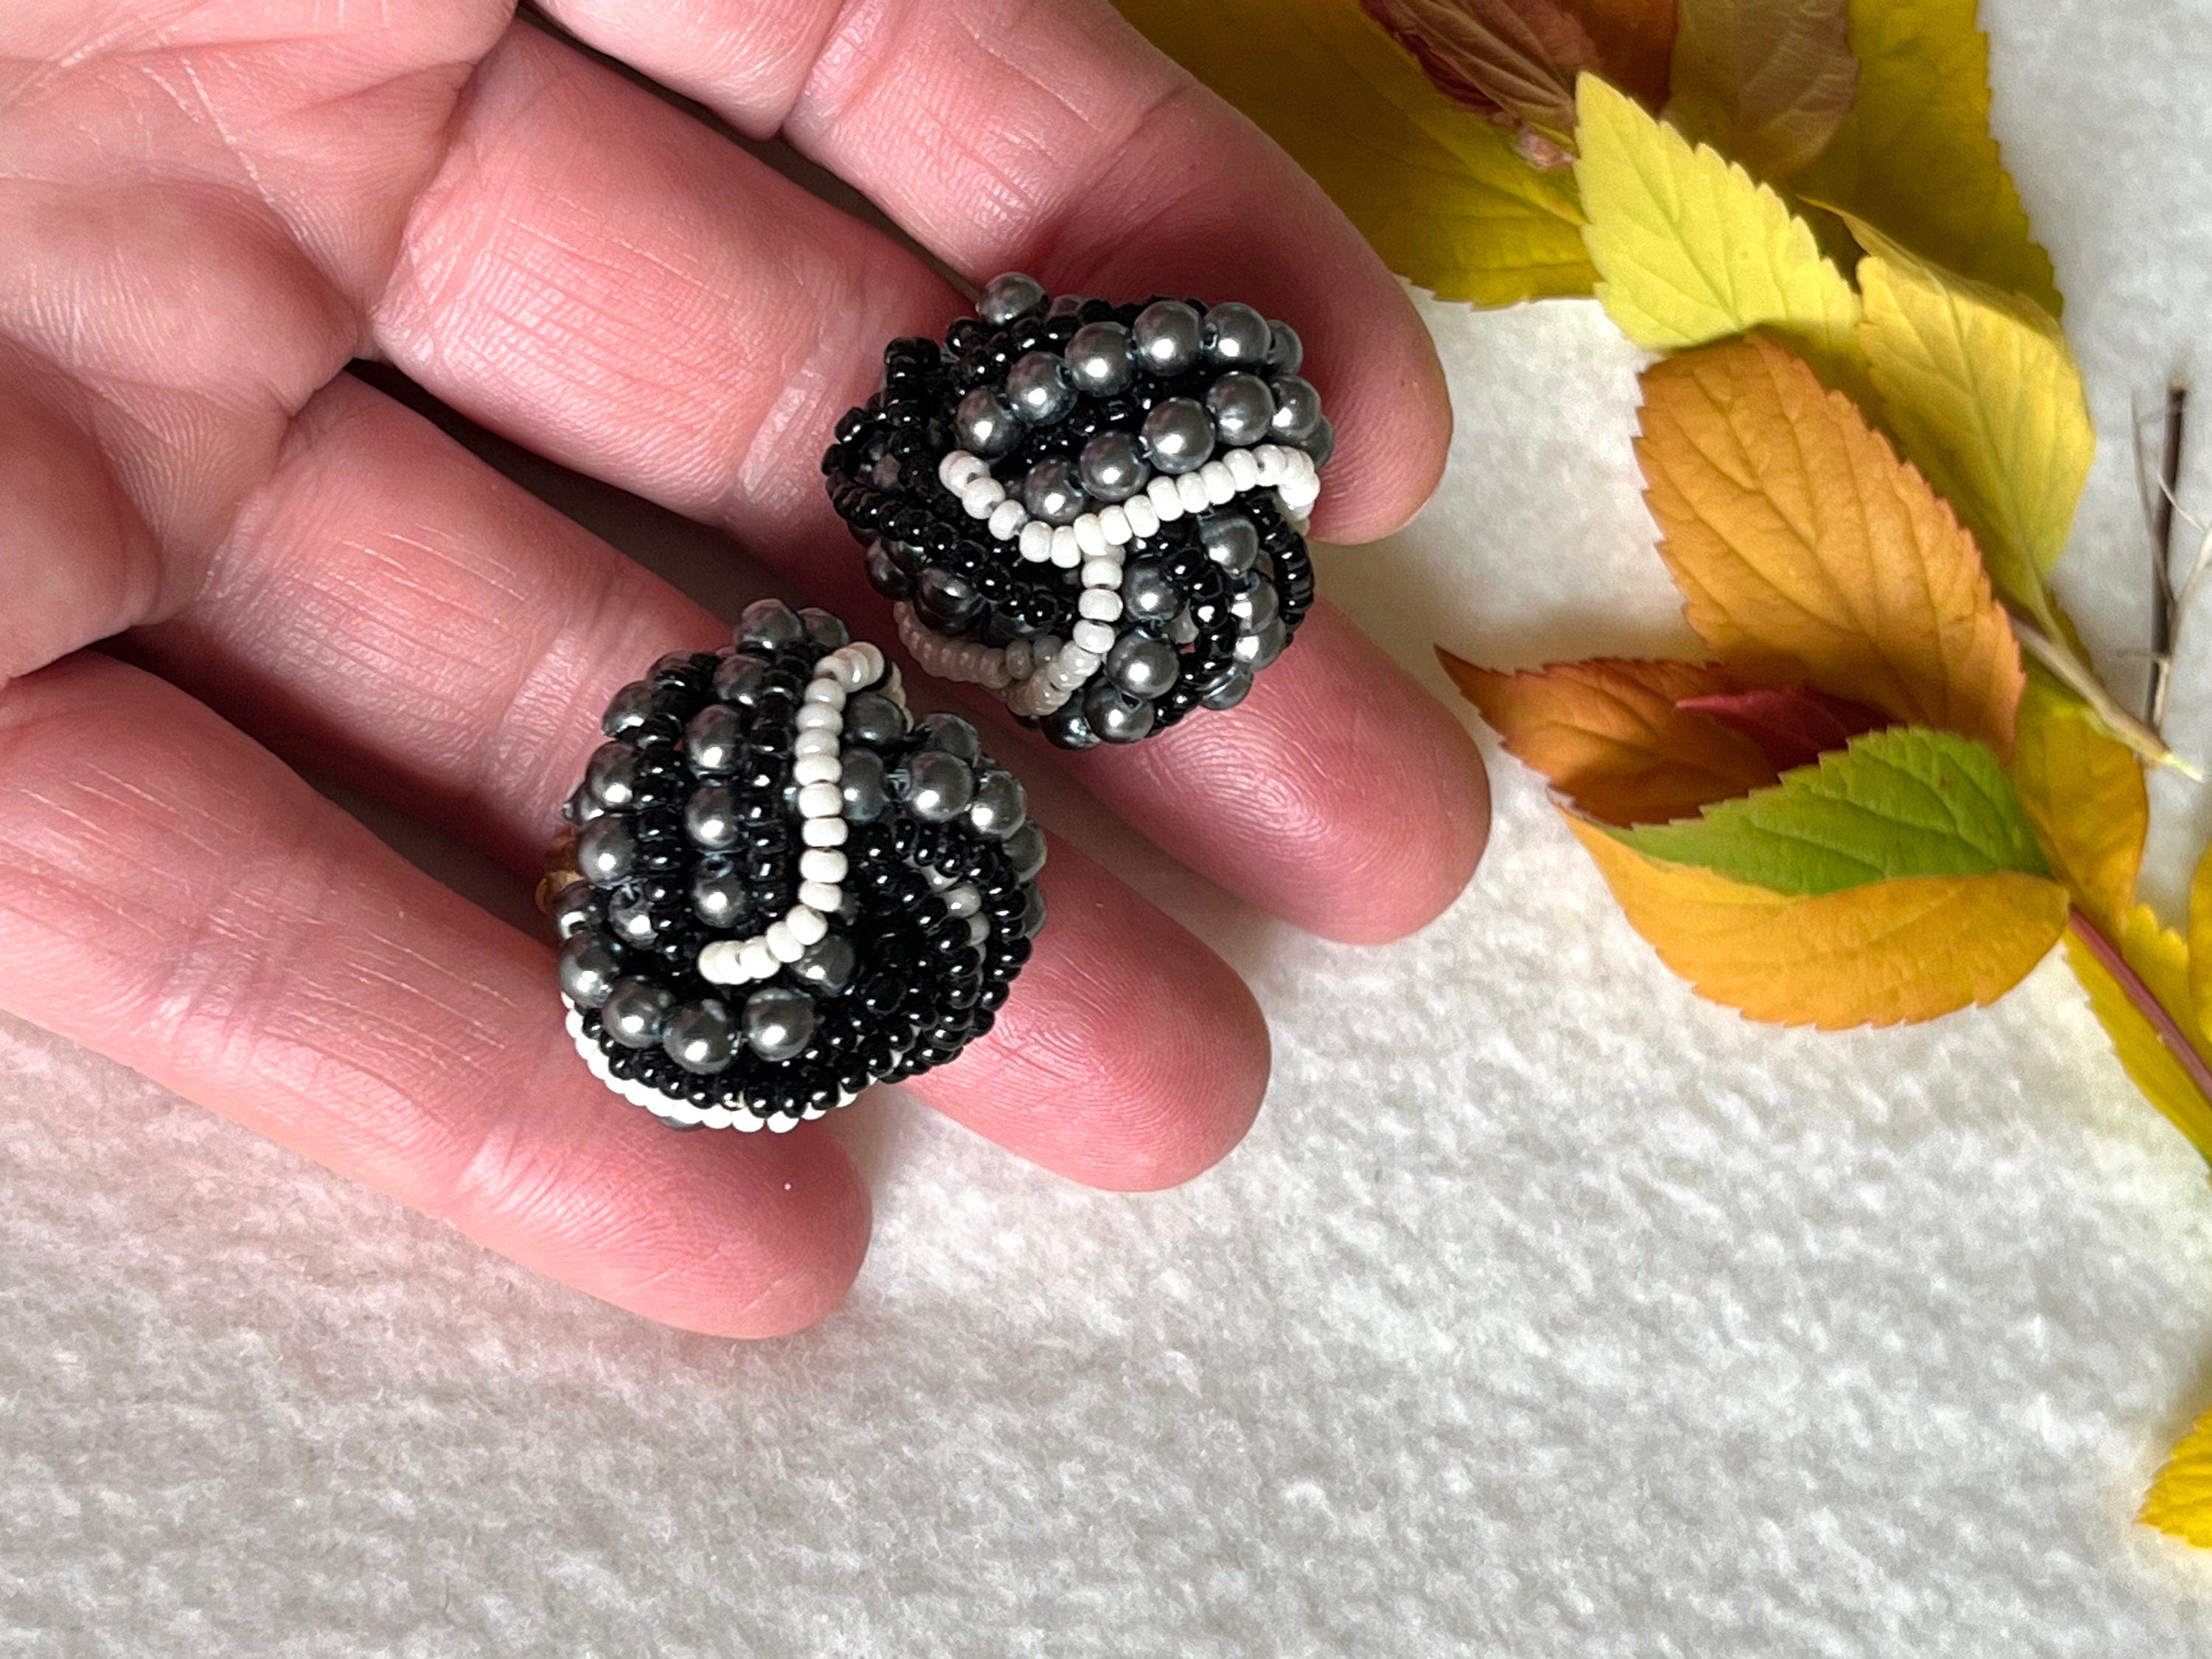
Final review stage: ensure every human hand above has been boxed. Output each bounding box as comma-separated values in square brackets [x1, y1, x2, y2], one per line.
[0, 0, 1487, 1335]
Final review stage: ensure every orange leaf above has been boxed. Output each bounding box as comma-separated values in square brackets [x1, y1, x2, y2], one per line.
[1561, 0, 1677, 109]
[1568, 814, 2068, 1028]
[1440, 653, 1777, 824]
[1361, 0, 1594, 132]
[1635, 333, 2024, 756]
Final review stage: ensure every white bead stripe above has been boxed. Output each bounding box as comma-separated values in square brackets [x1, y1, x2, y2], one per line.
[566, 1006, 860, 1130]
[934, 442, 1320, 554]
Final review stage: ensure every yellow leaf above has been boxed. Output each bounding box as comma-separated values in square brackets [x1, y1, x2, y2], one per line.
[1439, 652, 1778, 825]
[1635, 333, 2025, 755]
[1573, 73, 1860, 374]
[2145, 1406, 2212, 1548]
[1666, 0, 1858, 181]
[1568, 814, 2067, 1028]
[2191, 843, 2212, 1038]
[1854, 230, 2092, 630]
[2063, 905, 2212, 1162]
[1116, 0, 1596, 305]
[1797, 0, 2060, 316]
[2008, 673, 2144, 936]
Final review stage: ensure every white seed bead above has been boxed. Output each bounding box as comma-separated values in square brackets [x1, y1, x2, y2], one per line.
[988, 497, 1026, 540]
[1279, 473, 1320, 511]
[697, 939, 747, 984]
[740, 938, 779, 980]
[793, 728, 839, 759]
[1225, 448, 1259, 491]
[1071, 619, 1116, 654]
[966, 914, 992, 946]
[961, 476, 1004, 518]
[1125, 495, 1160, 538]
[847, 641, 885, 682]
[1079, 588, 1124, 622]
[795, 703, 841, 731]
[1081, 556, 1122, 589]
[1050, 524, 1081, 568]
[802, 817, 849, 847]
[796, 781, 843, 818]
[941, 451, 986, 491]
[1005, 638, 1033, 679]
[766, 922, 804, 963]
[1147, 474, 1184, 521]
[1177, 471, 1211, 512]
[792, 754, 842, 786]
[787, 905, 828, 947]
[800, 849, 848, 883]
[1200, 460, 1237, 504]
[1099, 504, 1133, 545]
[1019, 520, 1053, 562]
[943, 884, 981, 917]
[1253, 445, 1287, 484]
[1074, 515, 1107, 558]
[1032, 635, 1062, 665]
[798, 880, 843, 916]
[803, 678, 845, 706]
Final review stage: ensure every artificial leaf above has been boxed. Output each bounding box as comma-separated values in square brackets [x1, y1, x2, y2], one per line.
[1854, 229, 2092, 633]
[1615, 728, 2047, 895]
[1360, 0, 1595, 135]
[2144, 1406, 2212, 1548]
[2008, 672, 2143, 936]
[1440, 653, 1778, 824]
[1571, 815, 2067, 1028]
[1116, 0, 1596, 304]
[1573, 74, 1860, 372]
[1563, 0, 1678, 109]
[1797, 0, 2060, 316]
[1635, 333, 2024, 755]
[2063, 905, 2212, 1162]
[1677, 684, 1887, 771]
[1665, 0, 1857, 181]
[2191, 844, 2212, 1041]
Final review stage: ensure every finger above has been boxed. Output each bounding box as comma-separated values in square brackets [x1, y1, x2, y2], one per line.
[372, 26, 1488, 939]
[532, 0, 1450, 542]
[130, 372, 1268, 1187]
[0, 652, 869, 1338]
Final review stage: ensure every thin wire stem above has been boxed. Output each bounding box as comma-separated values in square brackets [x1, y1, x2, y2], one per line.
[2148, 381, 2187, 728]
[2068, 906, 2212, 1107]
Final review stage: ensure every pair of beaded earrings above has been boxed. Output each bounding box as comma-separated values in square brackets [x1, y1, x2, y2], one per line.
[546, 276, 1334, 1130]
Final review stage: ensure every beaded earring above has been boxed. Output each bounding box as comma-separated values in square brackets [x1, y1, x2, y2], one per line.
[545, 601, 1045, 1131]
[824, 274, 1330, 748]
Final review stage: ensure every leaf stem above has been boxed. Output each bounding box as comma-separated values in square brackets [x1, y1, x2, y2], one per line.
[2010, 609, 2194, 776]
[2067, 905, 2212, 1106]
[2149, 380, 2188, 729]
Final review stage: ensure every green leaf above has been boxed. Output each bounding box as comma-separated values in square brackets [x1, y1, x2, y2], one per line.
[1573, 73, 1861, 378]
[1614, 726, 2049, 894]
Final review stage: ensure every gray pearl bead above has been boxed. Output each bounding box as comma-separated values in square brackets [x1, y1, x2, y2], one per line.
[1205, 372, 1276, 448]
[549, 883, 602, 941]
[565, 785, 605, 826]
[1166, 606, 1200, 647]
[607, 888, 658, 945]
[1203, 302, 1272, 366]
[842, 690, 908, 750]
[864, 541, 914, 601]
[1267, 319, 1304, 375]
[978, 272, 1048, 326]
[663, 999, 737, 1074]
[897, 749, 975, 821]
[1078, 433, 1149, 504]
[1230, 577, 1280, 629]
[575, 815, 636, 887]
[600, 680, 655, 737]
[955, 386, 1021, 458]
[691, 858, 749, 929]
[1133, 299, 1203, 377]
[684, 703, 744, 773]
[1198, 513, 1259, 576]
[557, 931, 621, 1009]
[1020, 884, 1048, 939]
[967, 768, 1028, 838]
[839, 748, 889, 823]
[1047, 292, 1087, 318]
[793, 933, 857, 997]
[799, 608, 849, 649]
[713, 653, 771, 706]
[1305, 416, 1336, 468]
[1022, 457, 1088, 526]
[584, 742, 638, 809]
[1235, 618, 1289, 671]
[914, 567, 981, 633]
[1197, 661, 1254, 711]
[1084, 681, 1156, 744]
[1121, 560, 1180, 622]
[737, 598, 807, 651]
[1043, 704, 1099, 750]
[1268, 375, 1323, 444]
[916, 712, 983, 762]
[1141, 397, 1214, 476]
[601, 978, 674, 1048]
[1003, 821, 1048, 883]
[1007, 351, 1076, 425]
[686, 784, 742, 850]
[742, 987, 817, 1062]
[1064, 321, 1135, 394]
[1107, 632, 1180, 700]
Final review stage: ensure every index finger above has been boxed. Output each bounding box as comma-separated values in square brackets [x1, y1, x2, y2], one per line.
[532, 0, 1452, 544]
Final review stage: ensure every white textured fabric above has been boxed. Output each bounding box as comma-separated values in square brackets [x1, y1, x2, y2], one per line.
[10, 1, 2212, 1650]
